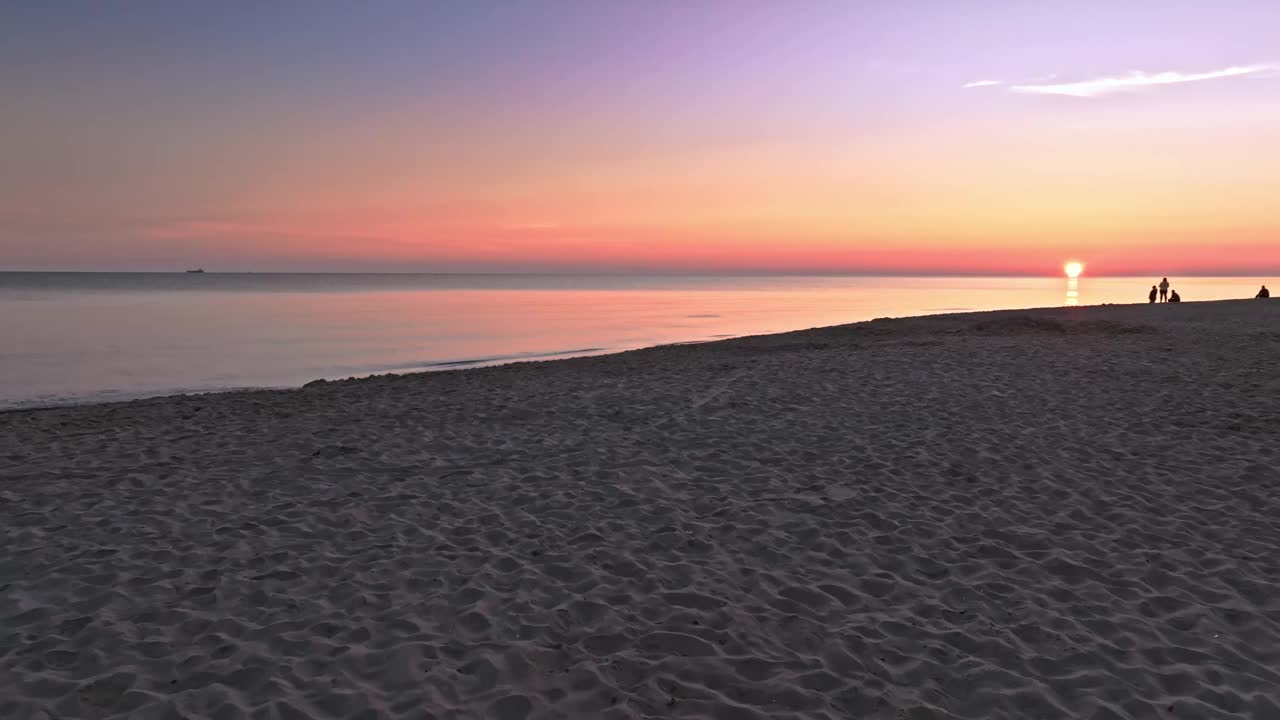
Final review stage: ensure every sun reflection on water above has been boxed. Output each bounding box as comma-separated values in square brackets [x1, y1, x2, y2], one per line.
[1065, 277, 1080, 306]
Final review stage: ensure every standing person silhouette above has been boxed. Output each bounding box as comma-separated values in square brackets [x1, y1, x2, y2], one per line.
[1158, 277, 1170, 302]
[1148, 285, 1158, 303]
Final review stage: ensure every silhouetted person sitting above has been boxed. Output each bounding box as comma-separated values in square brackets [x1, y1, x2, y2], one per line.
[1158, 277, 1170, 302]
[1258, 285, 1270, 299]
[1148, 285, 1158, 303]
[1169, 289, 1181, 303]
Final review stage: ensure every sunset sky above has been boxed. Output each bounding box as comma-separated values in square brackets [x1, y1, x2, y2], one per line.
[3, 1, 1279, 274]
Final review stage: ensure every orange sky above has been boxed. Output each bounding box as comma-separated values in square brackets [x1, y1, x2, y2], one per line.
[3, 3, 1279, 274]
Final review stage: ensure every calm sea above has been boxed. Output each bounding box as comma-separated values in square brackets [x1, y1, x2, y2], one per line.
[0, 273, 1269, 409]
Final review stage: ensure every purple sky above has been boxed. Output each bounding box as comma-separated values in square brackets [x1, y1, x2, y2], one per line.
[3, 1, 1279, 273]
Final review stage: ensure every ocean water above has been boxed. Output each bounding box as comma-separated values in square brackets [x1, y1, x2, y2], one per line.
[0, 273, 1269, 409]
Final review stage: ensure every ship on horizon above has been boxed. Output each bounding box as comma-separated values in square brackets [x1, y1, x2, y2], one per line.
[185, 268, 205, 273]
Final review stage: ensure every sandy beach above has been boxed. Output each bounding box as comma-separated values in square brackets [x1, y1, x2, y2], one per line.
[2, 299, 1278, 719]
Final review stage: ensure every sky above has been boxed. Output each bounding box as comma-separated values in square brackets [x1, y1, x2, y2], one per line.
[3, 1, 1279, 275]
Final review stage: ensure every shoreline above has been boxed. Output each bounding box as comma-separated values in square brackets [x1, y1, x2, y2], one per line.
[3, 275, 1271, 413]
[2, 298, 1278, 718]
[0, 298, 1180, 414]
[0, 345, 625, 414]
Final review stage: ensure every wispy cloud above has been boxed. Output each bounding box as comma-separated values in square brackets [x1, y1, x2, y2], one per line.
[1009, 64, 1277, 98]
[962, 80, 1002, 89]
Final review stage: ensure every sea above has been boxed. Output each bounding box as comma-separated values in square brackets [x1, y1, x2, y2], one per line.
[0, 273, 1269, 410]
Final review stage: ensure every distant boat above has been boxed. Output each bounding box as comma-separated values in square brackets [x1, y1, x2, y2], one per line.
[185, 268, 205, 273]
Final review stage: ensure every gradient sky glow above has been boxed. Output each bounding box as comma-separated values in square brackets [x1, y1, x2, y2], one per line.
[4, 1, 1279, 274]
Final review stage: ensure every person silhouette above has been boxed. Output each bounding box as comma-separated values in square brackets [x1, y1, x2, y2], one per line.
[1258, 285, 1271, 299]
[1158, 277, 1170, 302]
[1169, 289, 1181, 303]
[1148, 285, 1158, 303]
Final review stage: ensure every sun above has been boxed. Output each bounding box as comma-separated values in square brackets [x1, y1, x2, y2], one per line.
[1063, 261, 1085, 279]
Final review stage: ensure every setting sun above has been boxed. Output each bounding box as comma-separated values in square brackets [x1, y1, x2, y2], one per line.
[1064, 261, 1085, 279]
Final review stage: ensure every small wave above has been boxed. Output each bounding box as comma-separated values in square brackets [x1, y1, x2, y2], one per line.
[343, 347, 612, 373]
[0, 384, 268, 412]
[686, 314, 721, 318]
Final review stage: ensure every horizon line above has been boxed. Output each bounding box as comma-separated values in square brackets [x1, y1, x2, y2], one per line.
[1, 269, 1276, 278]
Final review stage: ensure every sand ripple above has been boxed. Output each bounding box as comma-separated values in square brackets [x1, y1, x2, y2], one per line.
[2, 300, 1279, 718]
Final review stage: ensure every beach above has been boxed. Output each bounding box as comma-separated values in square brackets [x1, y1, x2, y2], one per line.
[3, 272, 1270, 411]
[2, 298, 1278, 718]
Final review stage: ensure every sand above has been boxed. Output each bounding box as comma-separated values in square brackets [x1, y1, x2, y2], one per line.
[2, 299, 1279, 719]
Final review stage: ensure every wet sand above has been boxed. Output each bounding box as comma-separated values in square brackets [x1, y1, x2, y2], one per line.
[2, 299, 1279, 719]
